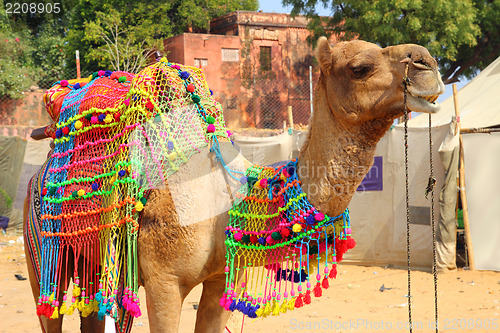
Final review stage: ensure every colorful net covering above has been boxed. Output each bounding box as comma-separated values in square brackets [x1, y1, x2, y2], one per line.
[38, 59, 228, 325]
[220, 160, 356, 318]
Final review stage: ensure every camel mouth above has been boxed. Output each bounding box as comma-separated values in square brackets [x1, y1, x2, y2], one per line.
[406, 92, 440, 113]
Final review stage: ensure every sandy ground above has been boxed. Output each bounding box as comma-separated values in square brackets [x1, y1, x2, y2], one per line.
[1, 231, 499, 333]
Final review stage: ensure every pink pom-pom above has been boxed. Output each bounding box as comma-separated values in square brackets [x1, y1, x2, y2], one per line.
[224, 266, 230, 272]
[259, 178, 268, 188]
[234, 232, 243, 241]
[297, 285, 302, 292]
[60, 80, 68, 87]
[324, 267, 329, 274]
[123, 99, 130, 106]
[15, 38, 19, 42]
[315, 212, 325, 221]
[290, 289, 295, 297]
[207, 124, 216, 133]
[252, 299, 257, 305]
[91, 116, 98, 124]
[98, 70, 105, 76]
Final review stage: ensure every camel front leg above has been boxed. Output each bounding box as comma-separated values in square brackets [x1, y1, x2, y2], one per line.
[142, 272, 191, 333]
[194, 272, 231, 333]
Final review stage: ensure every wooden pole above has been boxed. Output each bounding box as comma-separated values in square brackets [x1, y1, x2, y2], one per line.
[76, 50, 81, 79]
[453, 83, 475, 270]
[287, 105, 294, 130]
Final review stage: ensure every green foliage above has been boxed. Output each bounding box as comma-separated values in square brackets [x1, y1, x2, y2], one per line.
[67, 0, 258, 73]
[284, 0, 500, 83]
[83, 10, 163, 73]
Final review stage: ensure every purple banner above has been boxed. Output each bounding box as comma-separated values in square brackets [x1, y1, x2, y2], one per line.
[357, 156, 383, 191]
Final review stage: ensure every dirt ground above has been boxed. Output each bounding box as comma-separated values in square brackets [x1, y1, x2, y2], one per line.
[1, 231, 499, 333]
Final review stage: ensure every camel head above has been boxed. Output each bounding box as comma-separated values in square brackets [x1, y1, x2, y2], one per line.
[316, 37, 444, 126]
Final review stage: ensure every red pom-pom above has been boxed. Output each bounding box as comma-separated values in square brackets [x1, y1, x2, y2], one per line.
[294, 294, 303, 308]
[322, 276, 329, 289]
[62, 126, 69, 135]
[187, 84, 195, 92]
[304, 290, 311, 304]
[110, 72, 119, 80]
[250, 235, 258, 244]
[280, 228, 290, 238]
[328, 265, 337, 279]
[145, 101, 154, 111]
[347, 236, 356, 250]
[114, 112, 121, 121]
[42, 188, 47, 196]
[313, 282, 322, 297]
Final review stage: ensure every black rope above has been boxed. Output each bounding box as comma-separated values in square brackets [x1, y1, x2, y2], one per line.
[403, 64, 412, 333]
[428, 114, 439, 332]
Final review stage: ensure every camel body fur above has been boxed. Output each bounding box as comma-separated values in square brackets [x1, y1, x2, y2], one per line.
[25, 38, 444, 332]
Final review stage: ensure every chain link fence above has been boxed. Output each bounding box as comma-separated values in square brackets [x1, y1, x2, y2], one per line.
[232, 66, 315, 131]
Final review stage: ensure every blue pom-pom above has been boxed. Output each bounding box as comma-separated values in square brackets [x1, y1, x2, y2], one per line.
[258, 237, 266, 245]
[248, 305, 259, 318]
[287, 165, 296, 176]
[167, 140, 174, 150]
[210, 89, 213, 96]
[104, 70, 113, 77]
[55, 129, 62, 138]
[306, 214, 315, 224]
[118, 170, 126, 177]
[243, 303, 252, 315]
[73, 82, 81, 90]
[229, 299, 237, 312]
[91, 183, 99, 191]
[225, 230, 231, 237]
[179, 71, 190, 80]
[98, 114, 106, 122]
[239, 176, 248, 184]
[236, 300, 246, 312]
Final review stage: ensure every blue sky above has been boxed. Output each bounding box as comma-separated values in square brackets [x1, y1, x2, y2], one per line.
[259, 0, 331, 16]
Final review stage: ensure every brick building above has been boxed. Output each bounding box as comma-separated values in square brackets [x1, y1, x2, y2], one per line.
[164, 11, 338, 128]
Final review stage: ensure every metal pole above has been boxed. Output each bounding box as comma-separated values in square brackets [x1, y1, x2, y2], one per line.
[309, 66, 313, 117]
[76, 50, 81, 79]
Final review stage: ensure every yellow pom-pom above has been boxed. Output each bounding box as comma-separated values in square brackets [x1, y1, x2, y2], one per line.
[50, 307, 59, 319]
[255, 307, 264, 317]
[77, 299, 85, 312]
[104, 114, 113, 123]
[253, 182, 262, 190]
[135, 201, 144, 212]
[110, 174, 116, 184]
[72, 286, 81, 298]
[271, 301, 280, 316]
[75, 120, 83, 130]
[77, 189, 85, 197]
[292, 223, 302, 233]
[280, 301, 288, 313]
[263, 301, 272, 317]
[287, 298, 295, 311]
[48, 293, 55, 303]
[66, 303, 76, 316]
[59, 302, 68, 314]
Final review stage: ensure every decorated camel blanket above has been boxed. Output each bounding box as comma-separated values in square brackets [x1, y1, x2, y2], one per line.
[28, 58, 355, 327]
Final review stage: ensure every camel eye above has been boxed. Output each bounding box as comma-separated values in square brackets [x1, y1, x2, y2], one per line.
[351, 64, 372, 78]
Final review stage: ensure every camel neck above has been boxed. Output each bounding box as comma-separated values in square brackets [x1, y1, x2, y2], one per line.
[297, 78, 392, 216]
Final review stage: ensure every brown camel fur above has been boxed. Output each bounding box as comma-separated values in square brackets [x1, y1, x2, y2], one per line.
[24, 37, 444, 332]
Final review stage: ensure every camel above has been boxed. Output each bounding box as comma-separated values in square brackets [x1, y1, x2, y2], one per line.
[24, 37, 444, 333]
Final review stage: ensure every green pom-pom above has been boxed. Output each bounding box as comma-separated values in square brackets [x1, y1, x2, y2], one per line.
[140, 197, 147, 205]
[118, 76, 127, 83]
[72, 191, 78, 198]
[241, 234, 251, 244]
[271, 232, 282, 241]
[247, 176, 258, 187]
[206, 116, 216, 124]
[92, 72, 98, 79]
[84, 113, 93, 121]
[191, 94, 201, 103]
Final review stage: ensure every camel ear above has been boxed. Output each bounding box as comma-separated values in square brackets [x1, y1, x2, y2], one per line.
[316, 36, 333, 73]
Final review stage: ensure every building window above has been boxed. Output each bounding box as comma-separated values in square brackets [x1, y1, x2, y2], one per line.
[194, 58, 208, 68]
[222, 48, 239, 62]
[260, 46, 271, 71]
